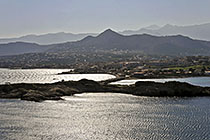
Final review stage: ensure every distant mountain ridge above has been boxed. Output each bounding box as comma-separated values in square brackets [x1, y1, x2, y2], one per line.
[121, 23, 210, 41]
[49, 29, 210, 56]
[1, 23, 210, 45]
[1, 29, 210, 56]
[0, 32, 97, 45]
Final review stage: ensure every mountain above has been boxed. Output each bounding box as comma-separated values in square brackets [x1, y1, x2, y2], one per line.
[1, 29, 210, 56]
[0, 32, 96, 45]
[0, 42, 52, 56]
[1, 23, 210, 45]
[121, 23, 210, 41]
[121, 25, 161, 35]
[144, 25, 161, 30]
[49, 29, 210, 56]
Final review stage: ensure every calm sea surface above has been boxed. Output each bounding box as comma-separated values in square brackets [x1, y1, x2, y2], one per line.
[1, 69, 210, 140]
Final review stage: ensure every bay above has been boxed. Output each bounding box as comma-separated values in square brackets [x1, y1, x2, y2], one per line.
[0, 68, 115, 85]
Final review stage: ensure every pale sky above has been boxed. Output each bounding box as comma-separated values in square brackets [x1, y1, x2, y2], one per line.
[0, 0, 210, 37]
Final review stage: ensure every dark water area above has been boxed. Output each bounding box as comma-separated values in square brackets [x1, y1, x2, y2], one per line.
[1, 93, 210, 140]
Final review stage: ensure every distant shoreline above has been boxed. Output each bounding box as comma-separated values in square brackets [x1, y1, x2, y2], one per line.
[1, 67, 210, 85]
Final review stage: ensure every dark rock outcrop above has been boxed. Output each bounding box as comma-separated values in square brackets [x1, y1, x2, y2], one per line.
[0, 79, 210, 102]
[133, 81, 209, 97]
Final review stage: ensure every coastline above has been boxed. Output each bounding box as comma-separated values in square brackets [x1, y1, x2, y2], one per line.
[56, 70, 210, 80]
[1, 67, 210, 81]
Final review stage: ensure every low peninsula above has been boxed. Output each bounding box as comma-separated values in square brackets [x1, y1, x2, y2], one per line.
[0, 79, 210, 102]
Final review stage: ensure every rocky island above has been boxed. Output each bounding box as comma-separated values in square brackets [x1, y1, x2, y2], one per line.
[0, 79, 210, 102]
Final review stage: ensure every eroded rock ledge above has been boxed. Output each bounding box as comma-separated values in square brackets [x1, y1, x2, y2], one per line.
[0, 79, 210, 102]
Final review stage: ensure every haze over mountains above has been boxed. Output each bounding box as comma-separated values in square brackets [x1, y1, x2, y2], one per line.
[1, 29, 210, 56]
[121, 23, 210, 41]
[0, 23, 210, 45]
[49, 29, 210, 56]
[0, 32, 96, 45]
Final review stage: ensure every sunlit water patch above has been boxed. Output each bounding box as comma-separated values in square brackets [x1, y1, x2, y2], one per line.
[0, 68, 115, 85]
[0, 93, 210, 140]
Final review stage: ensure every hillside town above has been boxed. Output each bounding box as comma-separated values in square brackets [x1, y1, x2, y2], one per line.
[56, 54, 210, 78]
[0, 50, 210, 78]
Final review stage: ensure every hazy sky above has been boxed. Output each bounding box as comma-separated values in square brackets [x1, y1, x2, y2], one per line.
[0, 0, 210, 37]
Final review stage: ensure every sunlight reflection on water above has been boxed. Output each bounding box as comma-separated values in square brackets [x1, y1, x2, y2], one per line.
[1, 93, 210, 140]
[0, 68, 115, 84]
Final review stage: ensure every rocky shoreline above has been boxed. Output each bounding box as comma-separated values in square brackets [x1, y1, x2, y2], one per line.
[0, 79, 210, 102]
